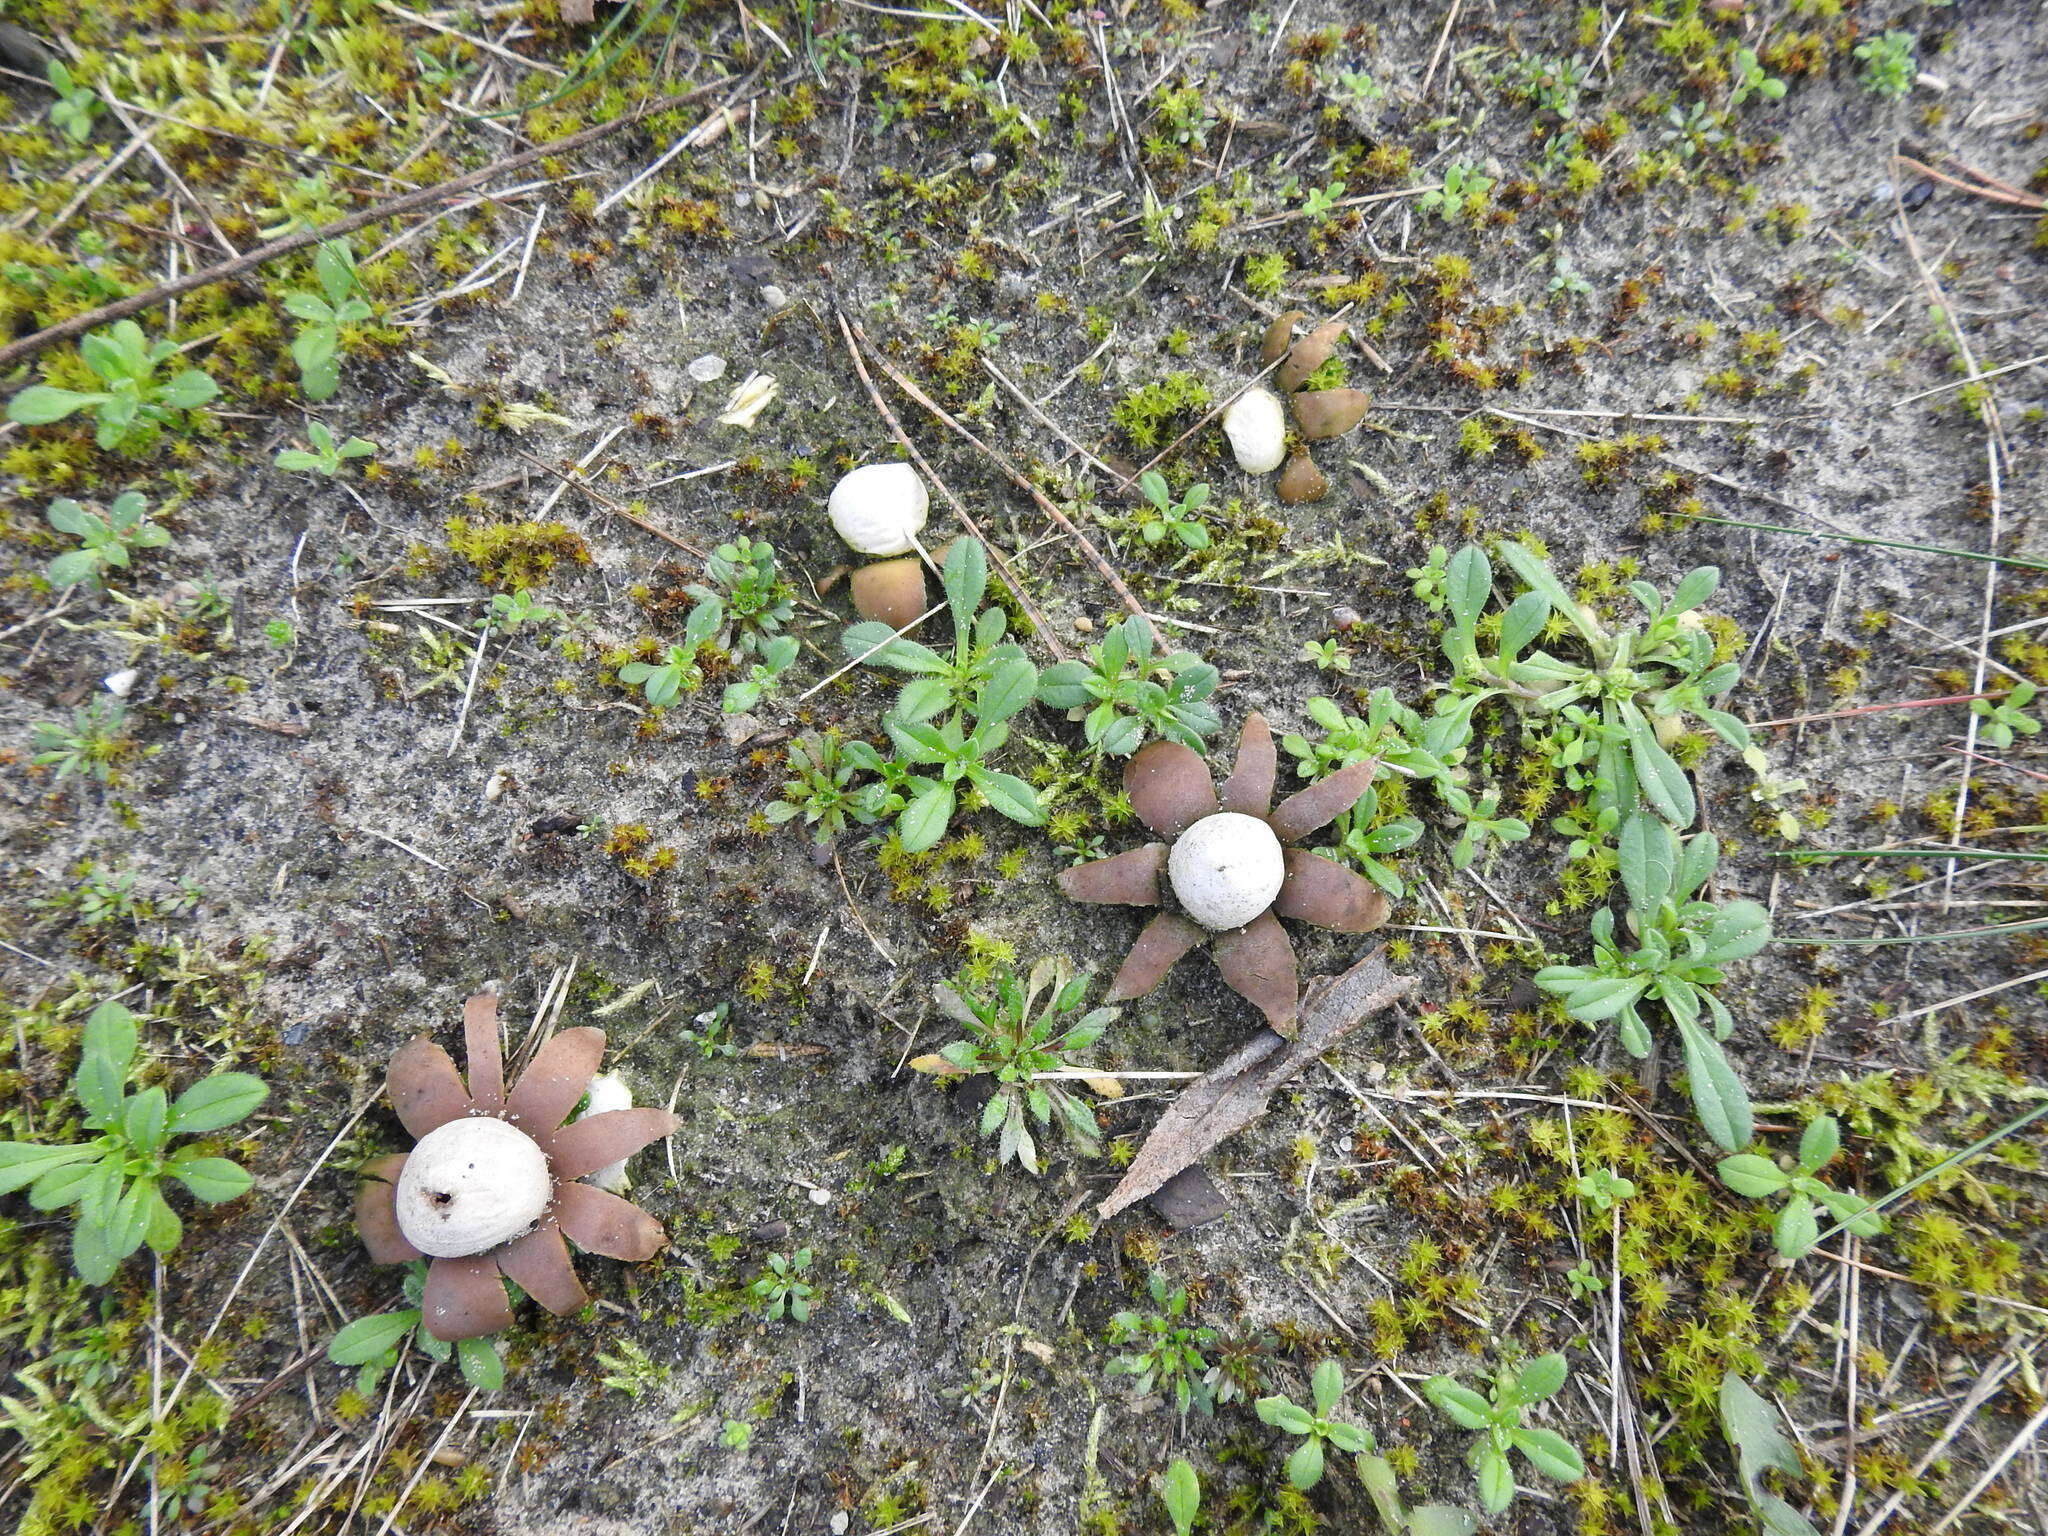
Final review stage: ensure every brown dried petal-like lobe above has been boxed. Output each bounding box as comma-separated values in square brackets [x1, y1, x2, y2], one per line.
[1275, 849, 1391, 933]
[549, 1107, 679, 1181]
[386, 1038, 471, 1139]
[463, 991, 505, 1113]
[850, 557, 928, 630]
[1260, 309, 1306, 366]
[1292, 389, 1373, 440]
[355, 1154, 421, 1265]
[1276, 452, 1329, 505]
[1124, 740, 1218, 838]
[1058, 843, 1167, 906]
[553, 1181, 667, 1261]
[1211, 911, 1300, 1034]
[506, 1026, 606, 1133]
[1219, 713, 1276, 817]
[495, 1221, 590, 1316]
[1269, 760, 1379, 842]
[1278, 320, 1345, 393]
[1106, 912, 1209, 1002]
[420, 1253, 515, 1341]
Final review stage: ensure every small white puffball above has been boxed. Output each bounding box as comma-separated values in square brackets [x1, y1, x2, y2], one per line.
[1222, 388, 1288, 475]
[575, 1072, 635, 1194]
[395, 1117, 551, 1258]
[828, 463, 929, 556]
[1169, 812, 1287, 930]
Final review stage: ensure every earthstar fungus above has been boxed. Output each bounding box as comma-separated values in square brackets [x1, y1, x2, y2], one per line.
[355, 992, 678, 1341]
[1058, 715, 1389, 1035]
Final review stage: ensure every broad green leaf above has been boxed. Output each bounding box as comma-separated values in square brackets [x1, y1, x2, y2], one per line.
[144, 1186, 183, 1253]
[1473, 1445, 1514, 1514]
[1618, 812, 1677, 914]
[1499, 589, 1550, 659]
[7, 385, 102, 424]
[1036, 661, 1092, 708]
[48, 549, 102, 586]
[897, 782, 955, 853]
[1717, 1154, 1791, 1199]
[1698, 900, 1772, 963]
[1255, 1395, 1315, 1435]
[977, 657, 1039, 723]
[1324, 1422, 1368, 1454]
[81, 1000, 138, 1077]
[1408, 1506, 1481, 1536]
[72, 1214, 122, 1285]
[158, 370, 218, 410]
[172, 1156, 253, 1204]
[1312, 1359, 1344, 1415]
[328, 1309, 421, 1366]
[1514, 1352, 1567, 1404]
[1677, 1017, 1753, 1152]
[1773, 1192, 1819, 1258]
[0, 1142, 95, 1196]
[1814, 1186, 1884, 1237]
[972, 770, 1044, 826]
[1509, 1426, 1585, 1483]
[122, 1088, 168, 1153]
[1796, 1115, 1840, 1172]
[457, 1335, 505, 1390]
[170, 1072, 269, 1134]
[29, 1157, 105, 1212]
[1356, 1454, 1406, 1536]
[1286, 1435, 1324, 1491]
[841, 622, 946, 673]
[1161, 1457, 1199, 1536]
[1622, 703, 1696, 826]
[1669, 565, 1719, 615]
[942, 537, 987, 625]
[1425, 1377, 1492, 1430]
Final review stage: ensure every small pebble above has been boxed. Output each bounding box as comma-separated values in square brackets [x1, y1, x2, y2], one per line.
[687, 353, 727, 383]
[832, 1514, 851, 1535]
[103, 667, 139, 699]
[969, 150, 997, 177]
[1073, 615, 1094, 634]
[483, 767, 510, 803]
[759, 283, 789, 310]
[1331, 606, 1362, 631]
[807, 1185, 831, 1206]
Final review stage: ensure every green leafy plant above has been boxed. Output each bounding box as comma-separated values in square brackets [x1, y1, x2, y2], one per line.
[1424, 1354, 1585, 1514]
[31, 701, 131, 784]
[44, 492, 169, 588]
[1255, 1360, 1372, 1491]
[594, 1338, 668, 1397]
[1564, 1259, 1606, 1299]
[1853, 30, 1916, 100]
[0, 1001, 265, 1284]
[1537, 813, 1768, 1150]
[1301, 638, 1351, 673]
[1573, 1166, 1636, 1211]
[767, 730, 904, 843]
[1356, 1455, 1479, 1536]
[694, 536, 795, 652]
[1438, 783, 1531, 871]
[1719, 1372, 1821, 1536]
[1160, 1457, 1200, 1536]
[841, 539, 1043, 851]
[274, 420, 377, 476]
[45, 62, 101, 143]
[910, 958, 1115, 1174]
[326, 1261, 503, 1392]
[619, 598, 723, 707]
[1972, 682, 2040, 749]
[1717, 1115, 1883, 1259]
[1036, 614, 1221, 757]
[484, 588, 560, 633]
[1419, 161, 1494, 221]
[750, 1248, 814, 1322]
[1136, 470, 1212, 551]
[1107, 1273, 1238, 1415]
[7, 320, 218, 452]
[1730, 48, 1786, 108]
[284, 240, 371, 401]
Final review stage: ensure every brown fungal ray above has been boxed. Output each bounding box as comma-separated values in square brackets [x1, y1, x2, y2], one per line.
[1274, 849, 1391, 933]
[1125, 740, 1219, 838]
[462, 991, 505, 1113]
[1276, 451, 1329, 505]
[547, 1107, 680, 1181]
[850, 556, 927, 630]
[1211, 911, 1300, 1034]
[1277, 320, 1345, 392]
[386, 1038, 471, 1139]
[1259, 309, 1306, 366]
[554, 1181, 667, 1261]
[1291, 388, 1372, 440]
[1219, 713, 1277, 817]
[1269, 759, 1379, 843]
[420, 1253, 516, 1341]
[494, 1221, 590, 1316]
[1107, 912, 1209, 1002]
[1058, 843, 1168, 906]
[504, 1026, 605, 1132]
[354, 1154, 421, 1264]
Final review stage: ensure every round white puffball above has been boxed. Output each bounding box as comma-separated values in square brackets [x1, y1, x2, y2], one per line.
[1168, 812, 1286, 930]
[1222, 388, 1287, 475]
[828, 463, 929, 556]
[395, 1117, 552, 1258]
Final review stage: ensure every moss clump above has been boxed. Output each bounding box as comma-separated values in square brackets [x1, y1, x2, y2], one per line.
[445, 518, 592, 589]
[1110, 372, 1213, 450]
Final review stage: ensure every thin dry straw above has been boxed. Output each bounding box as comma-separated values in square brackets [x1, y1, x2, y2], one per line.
[1780, 916, 2048, 947]
[1673, 509, 2048, 574]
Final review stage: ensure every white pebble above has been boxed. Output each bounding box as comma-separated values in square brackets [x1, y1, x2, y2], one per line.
[827, 463, 930, 556]
[687, 354, 728, 383]
[759, 284, 789, 310]
[103, 668, 139, 699]
[1223, 387, 1288, 474]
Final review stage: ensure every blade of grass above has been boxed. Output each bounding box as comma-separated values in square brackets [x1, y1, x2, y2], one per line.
[1670, 510, 2048, 574]
[1769, 848, 2048, 863]
[1811, 1101, 2048, 1250]
[1778, 916, 2048, 947]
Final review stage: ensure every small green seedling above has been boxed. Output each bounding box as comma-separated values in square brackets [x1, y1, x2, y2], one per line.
[722, 634, 800, 714]
[1565, 1259, 1606, 1299]
[32, 701, 130, 784]
[910, 959, 1115, 1175]
[1036, 613, 1221, 757]
[1137, 470, 1212, 551]
[1716, 1115, 1883, 1260]
[620, 598, 723, 707]
[485, 588, 560, 633]
[1574, 1166, 1636, 1211]
[45, 492, 169, 587]
[1107, 1272, 1226, 1415]
[7, 320, 218, 452]
[1301, 638, 1352, 673]
[46, 62, 101, 143]
[1730, 48, 1786, 109]
[1854, 30, 1917, 100]
[326, 1260, 504, 1392]
[768, 731, 904, 844]
[1419, 161, 1494, 221]
[750, 1248, 814, 1322]
[275, 420, 377, 475]
[1255, 1360, 1373, 1491]
[285, 240, 372, 401]
[1424, 1354, 1585, 1514]
[1972, 682, 2039, 750]
[1160, 1457, 1200, 1536]
[0, 1001, 266, 1283]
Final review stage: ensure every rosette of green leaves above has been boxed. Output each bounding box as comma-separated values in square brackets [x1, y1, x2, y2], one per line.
[7, 320, 218, 452]
[1255, 1360, 1373, 1490]
[1535, 813, 1768, 1151]
[45, 491, 169, 588]
[1036, 614, 1221, 757]
[285, 241, 371, 401]
[620, 595, 723, 706]
[1717, 1115, 1884, 1259]
[0, 1001, 266, 1283]
[1424, 1354, 1584, 1514]
[919, 959, 1115, 1175]
[692, 536, 795, 655]
[1106, 1272, 1221, 1415]
[326, 1260, 503, 1392]
[767, 731, 904, 843]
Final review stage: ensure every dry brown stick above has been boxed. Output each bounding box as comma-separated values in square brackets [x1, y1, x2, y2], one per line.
[840, 311, 1147, 655]
[0, 81, 725, 375]
[1894, 153, 2045, 211]
[511, 448, 708, 558]
[832, 308, 1073, 661]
